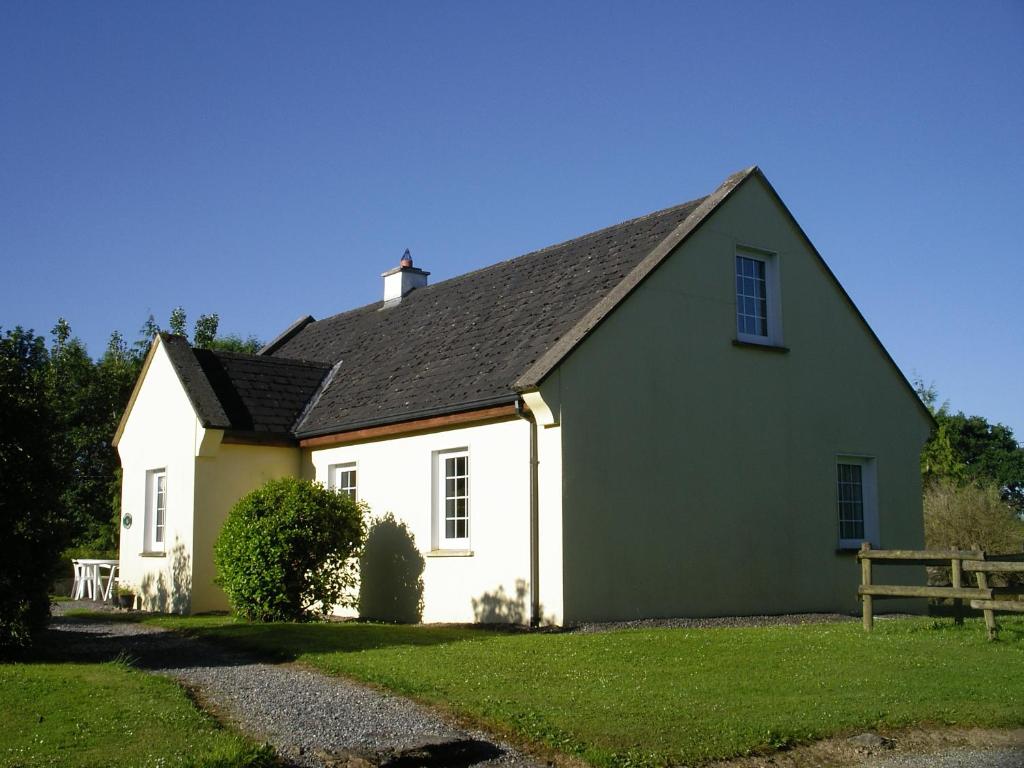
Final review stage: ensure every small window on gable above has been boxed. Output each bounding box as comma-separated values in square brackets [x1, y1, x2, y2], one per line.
[329, 462, 357, 500]
[836, 455, 879, 550]
[735, 248, 782, 346]
[434, 449, 470, 551]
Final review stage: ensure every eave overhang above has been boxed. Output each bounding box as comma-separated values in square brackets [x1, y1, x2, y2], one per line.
[297, 400, 519, 449]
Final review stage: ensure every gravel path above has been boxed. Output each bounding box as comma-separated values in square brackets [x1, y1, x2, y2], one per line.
[43, 615, 543, 768]
[866, 747, 1024, 768]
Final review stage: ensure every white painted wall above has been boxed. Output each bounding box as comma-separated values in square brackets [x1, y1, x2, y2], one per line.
[116, 341, 207, 613]
[309, 417, 546, 624]
[536, 423, 563, 624]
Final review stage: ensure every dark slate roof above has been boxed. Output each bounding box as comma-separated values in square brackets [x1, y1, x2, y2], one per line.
[270, 196, 708, 438]
[160, 334, 231, 427]
[160, 333, 331, 438]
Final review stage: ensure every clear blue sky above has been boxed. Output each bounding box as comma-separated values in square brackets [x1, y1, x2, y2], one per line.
[2, 2, 1022, 437]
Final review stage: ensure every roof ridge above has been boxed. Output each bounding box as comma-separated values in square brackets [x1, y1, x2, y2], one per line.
[206, 348, 331, 368]
[291, 359, 344, 434]
[297, 195, 707, 331]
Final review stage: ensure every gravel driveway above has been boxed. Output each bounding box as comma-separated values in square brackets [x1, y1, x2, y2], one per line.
[43, 615, 543, 768]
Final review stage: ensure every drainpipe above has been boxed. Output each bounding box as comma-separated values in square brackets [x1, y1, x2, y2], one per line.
[515, 398, 541, 627]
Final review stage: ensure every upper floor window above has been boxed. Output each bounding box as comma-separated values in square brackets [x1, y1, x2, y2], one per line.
[145, 468, 167, 552]
[436, 449, 470, 550]
[329, 462, 357, 500]
[836, 455, 878, 549]
[735, 248, 782, 346]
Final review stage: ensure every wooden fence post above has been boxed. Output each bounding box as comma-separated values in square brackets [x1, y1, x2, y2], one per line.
[951, 549, 964, 626]
[972, 542, 997, 641]
[861, 542, 873, 631]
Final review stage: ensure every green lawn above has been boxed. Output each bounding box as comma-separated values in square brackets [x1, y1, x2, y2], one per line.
[0, 660, 274, 768]
[135, 614, 1024, 767]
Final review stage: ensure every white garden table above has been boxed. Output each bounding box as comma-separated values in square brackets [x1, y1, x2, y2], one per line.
[73, 559, 119, 601]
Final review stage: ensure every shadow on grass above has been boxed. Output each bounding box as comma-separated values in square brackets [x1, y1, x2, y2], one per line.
[173, 620, 501, 662]
[40, 611, 505, 668]
[25, 619, 257, 671]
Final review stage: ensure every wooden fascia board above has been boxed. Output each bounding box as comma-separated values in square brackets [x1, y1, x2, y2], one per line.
[111, 334, 161, 447]
[514, 165, 758, 390]
[298, 404, 519, 448]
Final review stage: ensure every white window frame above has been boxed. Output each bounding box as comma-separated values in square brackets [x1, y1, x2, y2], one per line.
[145, 468, 167, 553]
[735, 246, 783, 347]
[328, 462, 358, 501]
[836, 455, 879, 550]
[433, 448, 470, 551]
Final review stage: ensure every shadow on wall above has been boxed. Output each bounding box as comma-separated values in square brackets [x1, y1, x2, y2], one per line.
[472, 579, 537, 624]
[139, 539, 192, 614]
[358, 513, 424, 623]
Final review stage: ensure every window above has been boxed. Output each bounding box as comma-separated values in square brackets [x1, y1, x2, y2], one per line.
[435, 449, 470, 550]
[145, 469, 167, 552]
[735, 248, 782, 346]
[836, 456, 878, 549]
[329, 463, 357, 500]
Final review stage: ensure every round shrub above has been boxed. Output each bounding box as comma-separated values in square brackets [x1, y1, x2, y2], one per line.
[214, 477, 366, 621]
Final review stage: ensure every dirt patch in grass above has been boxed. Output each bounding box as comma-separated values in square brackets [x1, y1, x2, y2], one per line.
[709, 726, 1024, 767]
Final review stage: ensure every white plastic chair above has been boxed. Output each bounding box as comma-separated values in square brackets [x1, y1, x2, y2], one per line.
[71, 560, 94, 600]
[98, 563, 118, 602]
[86, 563, 97, 600]
[71, 559, 83, 600]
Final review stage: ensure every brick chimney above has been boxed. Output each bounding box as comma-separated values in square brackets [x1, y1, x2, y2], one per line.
[381, 249, 429, 308]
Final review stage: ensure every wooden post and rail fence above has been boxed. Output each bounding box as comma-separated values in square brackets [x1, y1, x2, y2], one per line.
[857, 542, 1024, 640]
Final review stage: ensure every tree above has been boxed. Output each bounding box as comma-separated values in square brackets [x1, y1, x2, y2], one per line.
[915, 379, 1024, 515]
[133, 314, 161, 358]
[46, 321, 142, 555]
[940, 414, 1024, 514]
[0, 327, 66, 650]
[192, 313, 219, 349]
[206, 334, 263, 354]
[131, 309, 261, 354]
[168, 306, 187, 337]
[95, 330, 145, 544]
[214, 478, 366, 621]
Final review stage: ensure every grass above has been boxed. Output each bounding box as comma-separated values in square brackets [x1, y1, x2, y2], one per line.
[0, 659, 275, 768]
[120, 613, 1024, 767]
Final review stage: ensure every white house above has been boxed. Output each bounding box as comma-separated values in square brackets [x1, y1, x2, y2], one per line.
[114, 166, 932, 623]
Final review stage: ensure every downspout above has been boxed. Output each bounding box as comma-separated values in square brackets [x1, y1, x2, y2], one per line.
[515, 398, 541, 627]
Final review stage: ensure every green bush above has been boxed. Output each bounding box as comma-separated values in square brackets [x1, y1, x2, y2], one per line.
[214, 477, 366, 621]
[924, 478, 1024, 553]
[924, 478, 1024, 588]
